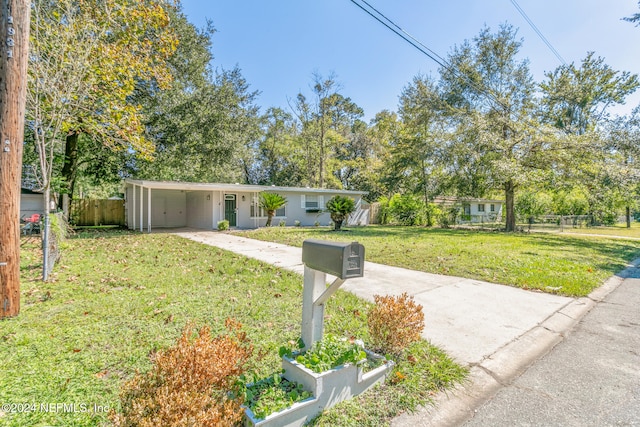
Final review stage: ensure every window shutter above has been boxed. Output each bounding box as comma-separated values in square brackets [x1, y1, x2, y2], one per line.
[301, 195, 306, 209]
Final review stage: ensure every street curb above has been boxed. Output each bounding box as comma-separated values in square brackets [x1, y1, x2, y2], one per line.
[392, 257, 640, 427]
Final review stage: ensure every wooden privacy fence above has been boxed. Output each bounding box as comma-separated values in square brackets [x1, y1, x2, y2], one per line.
[71, 199, 125, 226]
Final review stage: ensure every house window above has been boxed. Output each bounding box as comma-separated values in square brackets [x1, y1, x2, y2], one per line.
[305, 195, 318, 208]
[463, 204, 471, 215]
[490, 204, 495, 212]
[301, 194, 324, 211]
[251, 197, 285, 218]
[478, 204, 485, 212]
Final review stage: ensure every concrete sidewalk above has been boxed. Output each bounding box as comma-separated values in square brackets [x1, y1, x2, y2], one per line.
[171, 229, 635, 425]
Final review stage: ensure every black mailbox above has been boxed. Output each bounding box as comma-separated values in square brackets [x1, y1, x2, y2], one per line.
[302, 239, 365, 279]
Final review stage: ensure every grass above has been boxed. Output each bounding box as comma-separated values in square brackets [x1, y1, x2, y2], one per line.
[562, 222, 640, 238]
[235, 225, 640, 297]
[0, 230, 465, 426]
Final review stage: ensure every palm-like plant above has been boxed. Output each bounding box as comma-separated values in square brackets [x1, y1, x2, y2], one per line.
[326, 195, 355, 231]
[259, 192, 287, 227]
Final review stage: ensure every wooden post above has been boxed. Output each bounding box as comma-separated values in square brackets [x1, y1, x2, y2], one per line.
[0, 0, 30, 318]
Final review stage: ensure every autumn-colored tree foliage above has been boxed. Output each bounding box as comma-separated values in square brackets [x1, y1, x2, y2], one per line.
[111, 319, 253, 427]
[367, 293, 425, 357]
[27, 0, 178, 210]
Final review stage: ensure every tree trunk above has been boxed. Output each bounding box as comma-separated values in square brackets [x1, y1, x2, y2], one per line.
[505, 180, 516, 232]
[60, 131, 79, 206]
[265, 210, 274, 227]
[0, 0, 30, 318]
[626, 206, 631, 229]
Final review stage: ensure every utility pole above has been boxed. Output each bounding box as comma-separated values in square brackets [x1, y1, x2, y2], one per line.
[0, 0, 30, 318]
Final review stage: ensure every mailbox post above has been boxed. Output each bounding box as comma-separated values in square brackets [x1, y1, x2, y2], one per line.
[301, 239, 364, 350]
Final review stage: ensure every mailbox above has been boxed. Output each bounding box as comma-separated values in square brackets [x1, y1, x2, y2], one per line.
[302, 239, 364, 279]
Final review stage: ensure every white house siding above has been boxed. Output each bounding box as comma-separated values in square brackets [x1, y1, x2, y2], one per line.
[186, 191, 214, 229]
[126, 187, 187, 229]
[234, 191, 363, 228]
[466, 201, 503, 222]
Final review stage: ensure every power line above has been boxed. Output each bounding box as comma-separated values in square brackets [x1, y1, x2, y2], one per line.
[510, 0, 567, 65]
[348, 0, 508, 109]
[348, 0, 447, 69]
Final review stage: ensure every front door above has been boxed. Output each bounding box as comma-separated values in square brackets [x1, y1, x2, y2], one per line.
[224, 194, 237, 227]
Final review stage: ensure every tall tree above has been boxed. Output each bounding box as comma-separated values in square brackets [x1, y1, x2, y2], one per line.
[256, 107, 306, 186]
[602, 107, 640, 227]
[292, 73, 364, 188]
[27, 0, 177, 213]
[0, 0, 30, 318]
[396, 75, 447, 207]
[136, 67, 261, 183]
[540, 54, 639, 220]
[439, 24, 547, 231]
[540, 52, 639, 135]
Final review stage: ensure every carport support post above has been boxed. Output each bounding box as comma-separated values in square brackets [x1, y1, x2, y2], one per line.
[301, 266, 326, 351]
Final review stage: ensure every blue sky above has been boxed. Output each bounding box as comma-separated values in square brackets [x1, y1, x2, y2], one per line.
[179, 0, 640, 122]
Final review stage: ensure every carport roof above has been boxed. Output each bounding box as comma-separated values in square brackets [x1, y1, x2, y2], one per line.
[125, 179, 367, 196]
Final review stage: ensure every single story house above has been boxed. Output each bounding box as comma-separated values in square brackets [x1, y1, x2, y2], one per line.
[124, 179, 368, 232]
[434, 196, 504, 223]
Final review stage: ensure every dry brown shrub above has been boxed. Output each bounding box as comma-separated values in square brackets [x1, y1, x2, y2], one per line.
[367, 292, 425, 357]
[110, 319, 253, 427]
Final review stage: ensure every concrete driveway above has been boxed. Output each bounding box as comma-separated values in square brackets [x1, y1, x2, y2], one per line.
[173, 229, 577, 366]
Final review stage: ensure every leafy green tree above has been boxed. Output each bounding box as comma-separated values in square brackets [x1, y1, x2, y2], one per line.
[256, 107, 306, 186]
[326, 195, 355, 230]
[552, 188, 590, 216]
[136, 66, 261, 183]
[439, 24, 553, 232]
[515, 191, 553, 222]
[259, 193, 287, 227]
[540, 53, 639, 135]
[600, 108, 640, 226]
[292, 73, 365, 188]
[363, 110, 402, 201]
[395, 75, 447, 208]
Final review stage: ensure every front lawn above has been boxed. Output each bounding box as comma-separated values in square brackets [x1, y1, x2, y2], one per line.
[235, 226, 640, 297]
[562, 222, 640, 238]
[0, 231, 465, 426]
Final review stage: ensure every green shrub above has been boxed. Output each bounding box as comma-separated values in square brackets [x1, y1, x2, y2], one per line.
[377, 196, 391, 225]
[278, 219, 286, 227]
[259, 192, 288, 227]
[424, 203, 441, 227]
[326, 195, 356, 231]
[218, 220, 230, 231]
[388, 194, 425, 226]
[294, 220, 301, 227]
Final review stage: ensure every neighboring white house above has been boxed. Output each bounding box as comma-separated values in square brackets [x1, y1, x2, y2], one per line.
[123, 179, 368, 232]
[434, 196, 504, 223]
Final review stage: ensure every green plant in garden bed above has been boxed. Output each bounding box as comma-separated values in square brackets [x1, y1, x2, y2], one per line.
[281, 334, 367, 373]
[242, 372, 313, 420]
